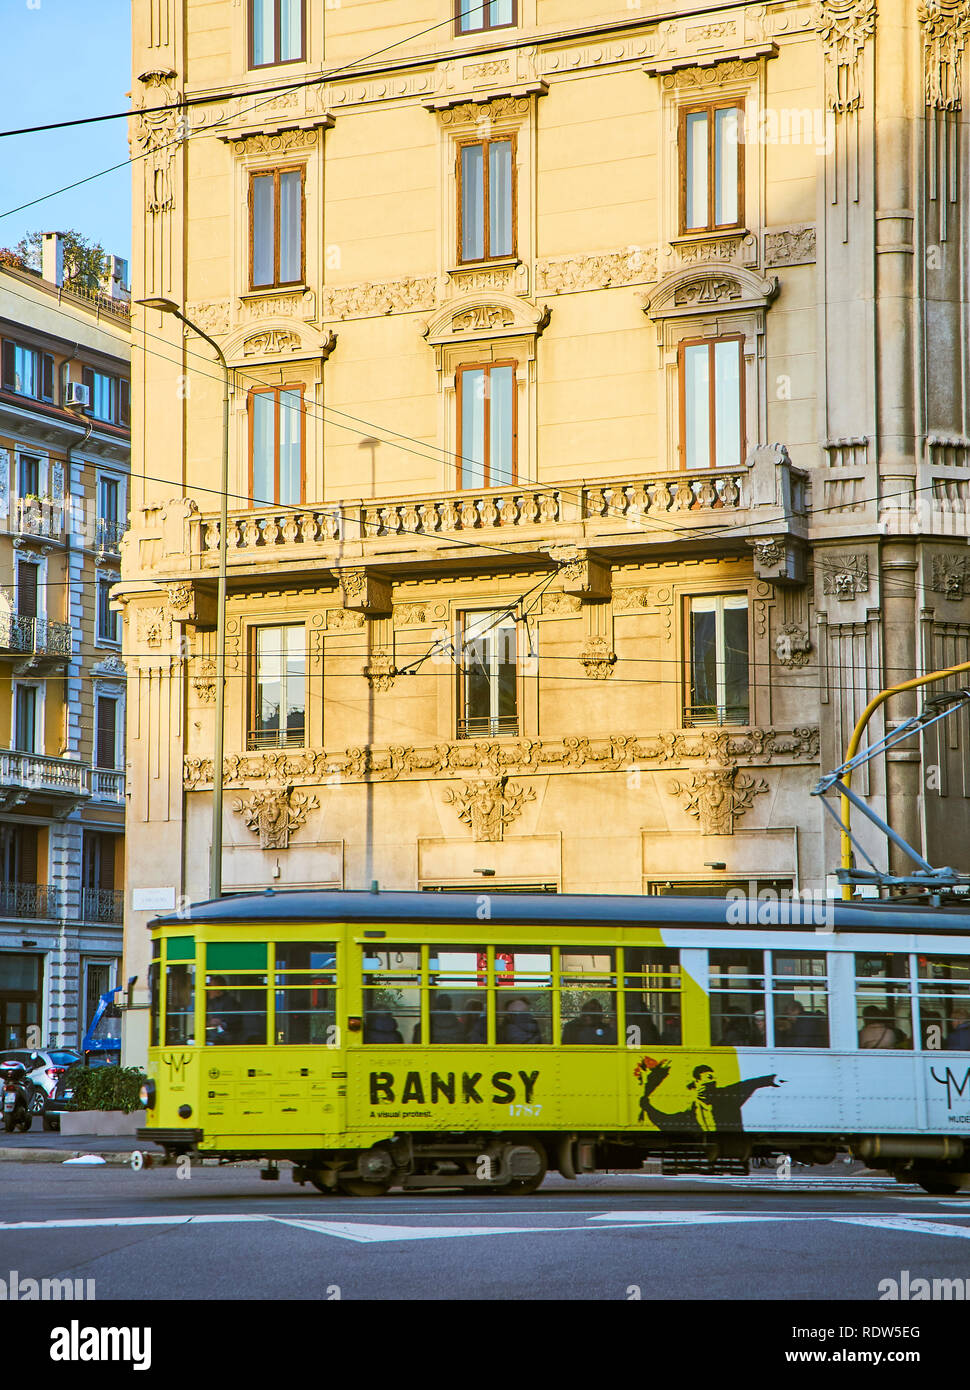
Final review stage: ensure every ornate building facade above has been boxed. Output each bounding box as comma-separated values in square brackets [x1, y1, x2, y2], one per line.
[122, 0, 970, 1059]
[0, 252, 129, 1048]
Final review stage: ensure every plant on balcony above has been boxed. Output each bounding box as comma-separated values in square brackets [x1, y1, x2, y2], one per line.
[62, 1063, 148, 1114]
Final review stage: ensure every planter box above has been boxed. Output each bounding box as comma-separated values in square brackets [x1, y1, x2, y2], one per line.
[59, 1111, 142, 1137]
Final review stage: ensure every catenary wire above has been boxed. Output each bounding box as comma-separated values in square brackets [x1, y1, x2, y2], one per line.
[0, 1, 503, 222]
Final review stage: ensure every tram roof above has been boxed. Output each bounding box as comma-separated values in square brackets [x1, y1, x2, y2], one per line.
[150, 889, 970, 935]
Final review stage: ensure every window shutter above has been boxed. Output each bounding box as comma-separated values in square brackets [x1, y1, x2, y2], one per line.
[17, 562, 37, 619]
[1, 341, 14, 390]
[119, 378, 130, 425]
[98, 834, 116, 890]
[82, 366, 94, 402]
[17, 826, 37, 886]
[41, 354, 54, 401]
[96, 697, 117, 769]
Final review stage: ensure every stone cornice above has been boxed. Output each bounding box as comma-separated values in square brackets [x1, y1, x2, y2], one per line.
[183, 726, 821, 790]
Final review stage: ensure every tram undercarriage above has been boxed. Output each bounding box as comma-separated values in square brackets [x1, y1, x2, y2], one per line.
[141, 1128, 970, 1196]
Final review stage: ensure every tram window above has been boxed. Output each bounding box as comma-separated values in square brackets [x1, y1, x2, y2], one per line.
[427, 947, 486, 1044]
[363, 948, 419, 1044]
[165, 964, 195, 1045]
[624, 948, 681, 1047]
[149, 957, 160, 1048]
[205, 972, 268, 1045]
[274, 942, 336, 1045]
[495, 950, 552, 1044]
[561, 950, 617, 1045]
[917, 955, 970, 1050]
[772, 953, 828, 1048]
[855, 954, 912, 1050]
[710, 950, 765, 1046]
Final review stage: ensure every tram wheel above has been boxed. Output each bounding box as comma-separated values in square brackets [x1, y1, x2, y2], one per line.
[337, 1177, 393, 1198]
[913, 1170, 969, 1196]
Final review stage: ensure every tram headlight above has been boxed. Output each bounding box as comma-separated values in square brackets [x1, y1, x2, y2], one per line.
[139, 1081, 156, 1110]
[178, 1104, 193, 1119]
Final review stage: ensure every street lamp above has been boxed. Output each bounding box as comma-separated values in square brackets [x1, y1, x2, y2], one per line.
[137, 296, 229, 901]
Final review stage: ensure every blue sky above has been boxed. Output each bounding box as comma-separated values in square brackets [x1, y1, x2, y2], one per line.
[0, 0, 131, 262]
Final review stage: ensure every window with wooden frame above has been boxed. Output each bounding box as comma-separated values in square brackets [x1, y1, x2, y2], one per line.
[248, 624, 307, 750]
[82, 368, 130, 426]
[457, 137, 515, 263]
[249, 0, 305, 68]
[679, 102, 744, 235]
[1, 340, 54, 402]
[456, 363, 517, 489]
[678, 335, 744, 471]
[684, 594, 750, 727]
[94, 695, 120, 769]
[249, 167, 305, 289]
[248, 385, 305, 505]
[456, 0, 516, 35]
[97, 575, 119, 643]
[457, 609, 518, 739]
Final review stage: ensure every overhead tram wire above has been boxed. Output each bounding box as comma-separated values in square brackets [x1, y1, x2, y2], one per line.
[0, 1, 501, 142]
[127, 308, 970, 575]
[4, 271, 964, 607]
[0, 0, 506, 222]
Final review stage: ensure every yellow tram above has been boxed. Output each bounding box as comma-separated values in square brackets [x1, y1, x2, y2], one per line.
[138, 889, 970, 1195]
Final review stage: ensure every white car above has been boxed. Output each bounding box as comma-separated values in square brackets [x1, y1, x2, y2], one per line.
[1, 1049, 81, 1123]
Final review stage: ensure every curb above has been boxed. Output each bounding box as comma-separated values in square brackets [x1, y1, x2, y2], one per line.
[0, 1147, 139, 1165]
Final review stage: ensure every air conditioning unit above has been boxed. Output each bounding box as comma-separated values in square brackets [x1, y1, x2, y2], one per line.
[65, 382, 90, 409]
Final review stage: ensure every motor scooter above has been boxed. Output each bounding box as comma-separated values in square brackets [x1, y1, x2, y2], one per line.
[0, 1060, 34, 1133]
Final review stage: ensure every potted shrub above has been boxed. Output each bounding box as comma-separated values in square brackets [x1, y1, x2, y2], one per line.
[57, 1063, 148, 1136]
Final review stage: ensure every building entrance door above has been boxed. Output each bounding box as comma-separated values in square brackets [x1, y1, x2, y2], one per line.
[0, 954, 42, 1048]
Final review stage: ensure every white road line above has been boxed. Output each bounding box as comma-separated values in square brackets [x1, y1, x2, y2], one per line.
[832, 1216, 970, 1240]
[273, 1219, 577, 1243]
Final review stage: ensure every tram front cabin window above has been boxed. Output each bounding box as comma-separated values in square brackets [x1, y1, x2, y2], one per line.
[685, 594, 749, 726]
[248, 624, 306, 750]
[458, 609, 518, 738]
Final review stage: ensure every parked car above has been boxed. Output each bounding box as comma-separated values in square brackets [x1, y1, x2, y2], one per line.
[1, 1049, 81, 1130]
[43, 1051, 114, 1131]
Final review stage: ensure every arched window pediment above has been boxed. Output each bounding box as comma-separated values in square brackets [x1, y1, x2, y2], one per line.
[643, 267, 779, 322]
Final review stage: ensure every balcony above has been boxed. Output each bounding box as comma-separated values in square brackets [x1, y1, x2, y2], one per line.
[91, 769, 125, 804]
[80, 887, 123, 924]
[15, 497, 62, 541]
[0, 614, 72, 663]
[457, 716, 519, 739]
[175, 447, 809, 582]
[95, 517, 128, 559]
[0, 750, 88, 800]
[0, 883, 64, 920]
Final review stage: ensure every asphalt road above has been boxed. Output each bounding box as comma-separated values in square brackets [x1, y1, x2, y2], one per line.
[2, 1162, 970, 1304]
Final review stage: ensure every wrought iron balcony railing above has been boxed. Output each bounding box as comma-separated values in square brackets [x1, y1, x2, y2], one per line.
[246, 728, 306, 751]
[0, 883, 63, 920]
[0, 614, 72, 659]
[80, 887, 123, 924]
[457, 715, 519, 739]
[15, 497, 62, 540]
[95, 517, 128, 558]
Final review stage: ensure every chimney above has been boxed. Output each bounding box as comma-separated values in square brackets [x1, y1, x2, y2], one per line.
[41, 232, 65, 287]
